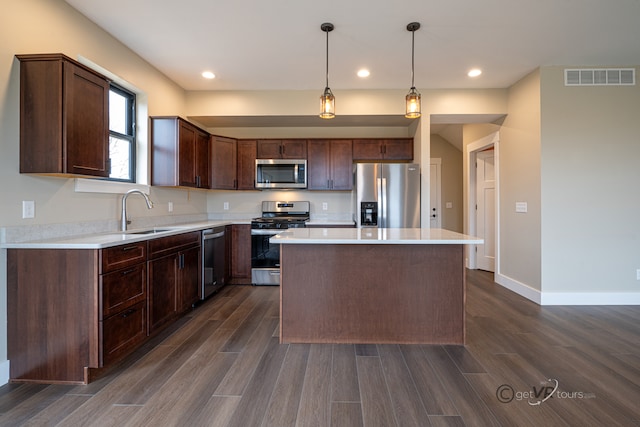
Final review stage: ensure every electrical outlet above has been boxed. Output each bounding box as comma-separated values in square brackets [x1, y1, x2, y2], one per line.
[22, 200, 35, 219]
[168, 201, 173, 212]
[223, 202, 229, 210]
[637, 269, 640, 280]
[322, 202, 328, 211]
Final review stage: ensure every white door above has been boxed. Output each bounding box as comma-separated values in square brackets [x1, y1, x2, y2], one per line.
[430, 159, 441, 228]
[476, 150, 495, 271]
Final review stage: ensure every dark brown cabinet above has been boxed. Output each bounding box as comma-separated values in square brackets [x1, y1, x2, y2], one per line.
[7, 231, 203, 384]
[211, 135, 237, 190]
[17, 53, 110, 177]
[151, 117, 210, 188]
[257, 139, 307, 159]
[100, 242, 148, 365]
[307, 139, 353, 190]
[148, 231, 201, 333]
[352, 138, 413, 160]
[230, 224, 251, 282]
[237, 140, 257, 190]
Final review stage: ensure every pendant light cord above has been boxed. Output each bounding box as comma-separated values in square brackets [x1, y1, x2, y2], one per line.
[325, 27, 330, 88]
[410, 28, 415, 88]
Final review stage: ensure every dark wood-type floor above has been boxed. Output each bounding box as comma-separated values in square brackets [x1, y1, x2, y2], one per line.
[1, 270, 639, 426]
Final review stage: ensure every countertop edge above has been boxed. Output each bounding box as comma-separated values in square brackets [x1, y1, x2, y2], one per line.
[1, 220, 245, 249]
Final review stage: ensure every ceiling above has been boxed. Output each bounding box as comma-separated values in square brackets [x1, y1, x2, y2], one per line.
[64, 0, 640, 93]
[63, 0, 639, 140]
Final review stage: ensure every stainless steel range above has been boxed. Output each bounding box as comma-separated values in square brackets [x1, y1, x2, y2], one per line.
[251, 201, 309, 285]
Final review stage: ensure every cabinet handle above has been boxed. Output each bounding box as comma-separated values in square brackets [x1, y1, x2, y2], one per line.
[178, 253, 185, 269]
[121, 268, 136, 275]
[121, 308, 136, 318]
[196, 176, 201, 187]
[122, 246, 138, 251]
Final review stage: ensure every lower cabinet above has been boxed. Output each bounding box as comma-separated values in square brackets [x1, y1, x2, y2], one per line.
[7, 230, 202, 384]
[230, 224, 251, 283]
[148, 232, 201, 333]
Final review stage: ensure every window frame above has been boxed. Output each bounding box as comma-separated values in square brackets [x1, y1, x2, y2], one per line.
[108, 83, 136, 183]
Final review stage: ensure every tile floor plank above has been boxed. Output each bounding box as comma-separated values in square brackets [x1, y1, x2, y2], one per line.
[331, 344, 360, 403]
[377, 344, 430, 426]
[356, 355, 398, 427]
[295, 344, 333, 427]
[261, 343, 310, 427]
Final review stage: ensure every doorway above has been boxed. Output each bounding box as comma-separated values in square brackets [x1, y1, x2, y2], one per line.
[466, 131, 499, 272]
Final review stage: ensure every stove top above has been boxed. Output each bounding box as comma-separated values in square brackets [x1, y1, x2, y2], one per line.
[251, 201, 310, 229]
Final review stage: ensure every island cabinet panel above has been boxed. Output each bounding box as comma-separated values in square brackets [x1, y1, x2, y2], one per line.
[280, 244, 465, 345]
[352, 138, 413, 161]
[236, 140, 257, 190]
[151, 116, 210, 188]
[8, 249, 101, 384]
[17, 53, 110, 177]
[211, 135, 237, 189]
[257, 139, 307, 159]
[307, 139, 353, 190]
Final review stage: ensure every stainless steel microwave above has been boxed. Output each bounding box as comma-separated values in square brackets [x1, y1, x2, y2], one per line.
[255, 159, 307, 189]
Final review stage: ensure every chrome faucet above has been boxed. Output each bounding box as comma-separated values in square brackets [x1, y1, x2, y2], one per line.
[121, 189, 154, 231]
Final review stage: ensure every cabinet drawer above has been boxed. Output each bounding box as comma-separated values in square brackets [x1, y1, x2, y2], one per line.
[102, 301, 147, 366]
[148, 231, 201, 259]
[102, 242, 147, 273]
[100, 263, 146, 319]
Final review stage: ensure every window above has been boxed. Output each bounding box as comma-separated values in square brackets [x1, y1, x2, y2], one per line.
[108, 84, 136, 181]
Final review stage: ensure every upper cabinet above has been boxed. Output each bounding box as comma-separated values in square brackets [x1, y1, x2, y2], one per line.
[210, 135, 237, 190]
[352, 138, 413, 161]
[307, 139, 353, 190]
[257, 139, 307, 159]
[151, 117, 210, 189]
[17, 54, 110, 177]
[237, 140, 257, 190]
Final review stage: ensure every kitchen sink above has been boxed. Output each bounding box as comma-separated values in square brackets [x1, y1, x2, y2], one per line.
[126, 227, 177, 235]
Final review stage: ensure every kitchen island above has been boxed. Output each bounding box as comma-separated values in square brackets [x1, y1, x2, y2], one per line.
[271, 228, 482, 345]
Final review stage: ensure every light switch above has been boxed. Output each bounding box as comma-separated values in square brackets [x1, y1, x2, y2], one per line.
[515, 202, 528, 213]
[22, 200, 35, 219]
[446, 202, 453, 209]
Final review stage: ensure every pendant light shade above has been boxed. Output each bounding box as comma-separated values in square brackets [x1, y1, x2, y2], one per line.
[405, 22, 421, 119]
[320, 23, 335, 119]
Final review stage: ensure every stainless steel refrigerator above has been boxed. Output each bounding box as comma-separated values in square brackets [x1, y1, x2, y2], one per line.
[354, 163, 421, 228]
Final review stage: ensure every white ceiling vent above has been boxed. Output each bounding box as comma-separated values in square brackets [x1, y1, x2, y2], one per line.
[565, 68, 635, 86]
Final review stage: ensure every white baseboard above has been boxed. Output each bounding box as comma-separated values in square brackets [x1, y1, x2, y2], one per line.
[0, 360, 9, 386]
[495, 273, 542, 304]
[540, 291, 640, 305]
[494, 272, 640, 305]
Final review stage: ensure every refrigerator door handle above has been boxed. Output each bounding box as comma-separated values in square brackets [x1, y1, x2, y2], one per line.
[381, 177, 387, 228]
[377, 177, 383, 227]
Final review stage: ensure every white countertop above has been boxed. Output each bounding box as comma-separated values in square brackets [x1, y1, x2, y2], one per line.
[270, 228, 483, 245]
[1, 220, 234, 249]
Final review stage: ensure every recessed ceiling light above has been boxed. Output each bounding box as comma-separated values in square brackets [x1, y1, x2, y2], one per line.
[202, 71, 215, 79]
[357, 69, 370, 78]
[468, 68, 482, 77]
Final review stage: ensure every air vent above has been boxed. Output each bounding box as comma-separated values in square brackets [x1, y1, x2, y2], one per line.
[565, 68, 635, 86]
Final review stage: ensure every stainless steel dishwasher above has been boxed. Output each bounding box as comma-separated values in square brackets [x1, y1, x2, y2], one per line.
[201, 227, 226, 299]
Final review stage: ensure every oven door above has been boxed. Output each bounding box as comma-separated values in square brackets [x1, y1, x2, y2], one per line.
[251, 229, 282, 285]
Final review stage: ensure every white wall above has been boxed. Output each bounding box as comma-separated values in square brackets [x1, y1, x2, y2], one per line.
[499, 70, 543, 292]
[540, 66, 640, 303]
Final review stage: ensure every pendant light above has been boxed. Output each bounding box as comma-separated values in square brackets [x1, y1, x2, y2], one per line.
[405, 22, 421, 119]
[320, 22, 335, 119]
